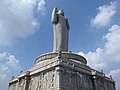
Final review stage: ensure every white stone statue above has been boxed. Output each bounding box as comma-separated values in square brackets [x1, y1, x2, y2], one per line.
[51, 7, 70, 52]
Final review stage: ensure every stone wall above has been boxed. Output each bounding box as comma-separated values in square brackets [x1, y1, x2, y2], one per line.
[9, 52, 115, 90]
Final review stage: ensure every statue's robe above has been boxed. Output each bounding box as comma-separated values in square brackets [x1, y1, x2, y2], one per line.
[52, 9, 69, 52]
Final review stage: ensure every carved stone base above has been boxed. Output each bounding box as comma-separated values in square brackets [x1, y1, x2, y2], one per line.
[9, 52, 116, 90]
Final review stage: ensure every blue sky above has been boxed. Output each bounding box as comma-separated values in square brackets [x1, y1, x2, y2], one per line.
[0, 0, 120, 90]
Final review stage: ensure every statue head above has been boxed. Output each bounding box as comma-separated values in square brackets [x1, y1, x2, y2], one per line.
[57, 9, 64, 16]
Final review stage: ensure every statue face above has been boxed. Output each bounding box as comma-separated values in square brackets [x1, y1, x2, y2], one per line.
[58, 10, 64, 16]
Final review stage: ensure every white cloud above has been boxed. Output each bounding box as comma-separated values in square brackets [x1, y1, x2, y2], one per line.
[6, 55, 21, 70]
[109, 69, 120, 79]
[0, 52, 21, 90]
[78, 24, 120, 90]
[91, 1, 117, 28]
[94, 63, 107, 70]
[0, 0, 46, 46]
[37, 0, 46, 15]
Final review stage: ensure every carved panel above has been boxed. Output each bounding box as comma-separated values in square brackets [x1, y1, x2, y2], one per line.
[98, 78, 104, 90]
[9, 83, 15, 90]
[9, 81, 19, 90]
[62, 70, 77, 90]
[77, 73, 93, 90]
[107, 81, 115, 90]
[28, 70, 55, 90]
[19, 78, 26, 90]
[104, 81, 109, 90]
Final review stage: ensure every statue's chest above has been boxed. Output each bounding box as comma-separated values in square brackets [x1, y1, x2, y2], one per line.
[57, 15, 66, 24]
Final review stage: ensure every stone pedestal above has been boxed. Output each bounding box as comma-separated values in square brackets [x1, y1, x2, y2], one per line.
[9, 52, 116, 90]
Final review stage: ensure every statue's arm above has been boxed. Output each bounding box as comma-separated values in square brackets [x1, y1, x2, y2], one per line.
[51, 7, 58, 24]
[65, 17, 70, 30]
